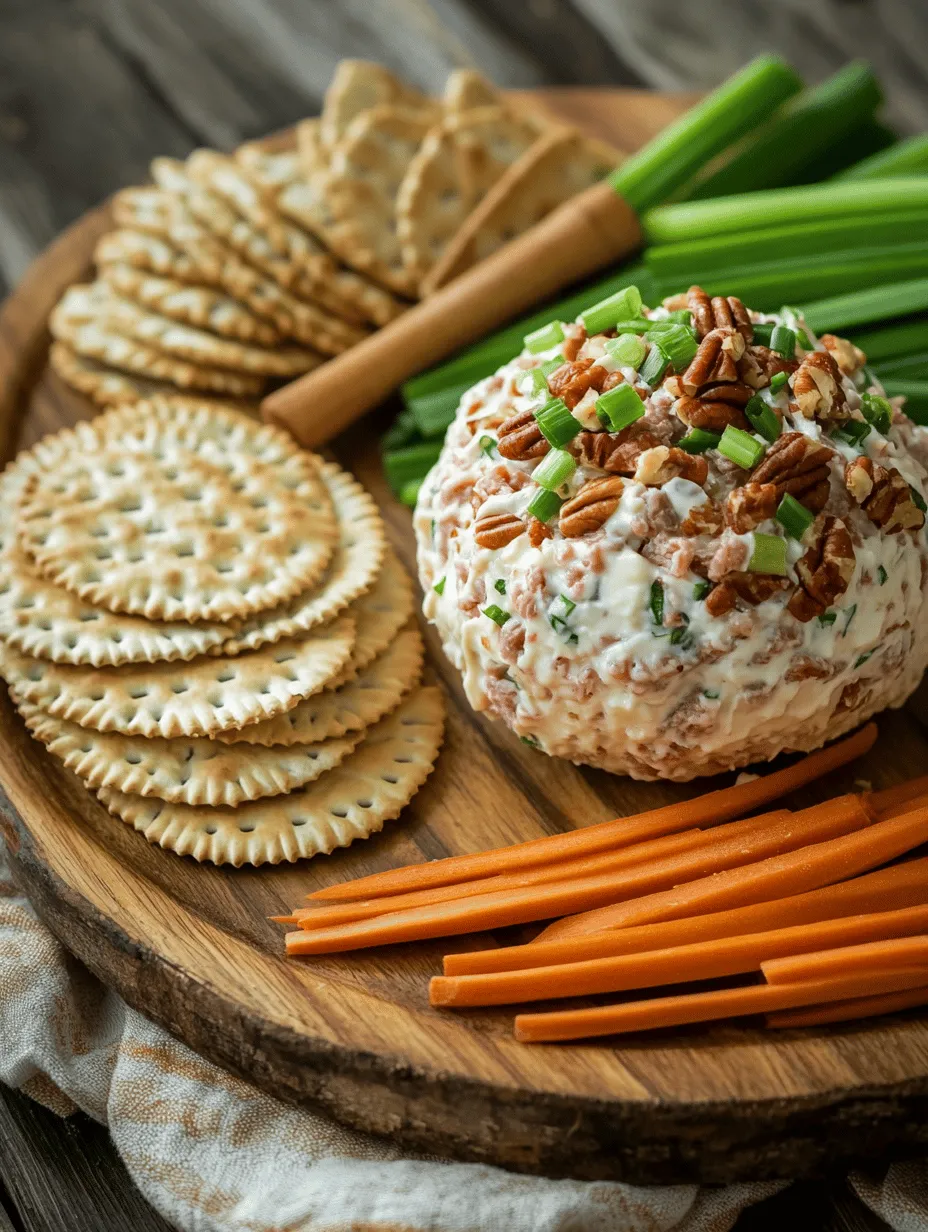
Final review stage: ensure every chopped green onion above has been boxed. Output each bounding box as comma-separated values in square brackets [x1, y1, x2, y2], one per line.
[433, 576, 446, 595]
[640, 344, 669, 386]
[479, 435, 497, 457]
[749, 532, 788, 575]
[527, 488, 563, 523]
[550, 613, 578, 644]
[679, 428, 721, 454]
[776, 493, 815, 540]
[524, 321, 566, 354]
[855, 650, 876, 669]
[559, 594, 576, 617]
[861, 391, 892, 434]
[770, 324, 796, 358]
[399, 479, 422, 507]
[694, 580, 712, 601]
[494, 578, 506, 595]
[842, 604, 857, 636]
[878, 565, 888, 585]
[797, 328, 815, 351]
[653, 323, 699, 371]
[649, 579, 664, 625]
[670, 622, 693, 647]
[703, 688, 721, 700]
[383, 441, 443, 493]
[769, 371, 790, 394]
[833, 419, 871, 448]
[541, 354, 566, 378]
[596, 383, 646, 432]
[818, 610, 837, 627]
[666, 310, 692, 324]
[911, 485, 928, 513]
[535, 397, 581, 448]
[527, 359, 565, 395]
[520, 735, 539, 748]
[752, 323, 775, 345]
[483, 604, 510, 627]
[532, 448, 576, 491]
[719, 424, 766, 469]
[744, 395, 781, 442]
[578, 285, 642, 335]
[606, 333, 647, 369]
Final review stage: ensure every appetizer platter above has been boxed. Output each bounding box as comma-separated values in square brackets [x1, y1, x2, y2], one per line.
[2, 61, 928, 1186]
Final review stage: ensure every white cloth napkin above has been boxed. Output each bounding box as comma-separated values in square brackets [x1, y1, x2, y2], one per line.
[0, 839, 910, 1232]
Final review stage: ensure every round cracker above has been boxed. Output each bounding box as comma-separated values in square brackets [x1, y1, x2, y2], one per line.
[347, 547, 414, 672]
[49, 341, 202, 408]
[17, 399, 337, 623]
[0, 614, 355, 739]
[12, 692, 362, 808]
[217, 626, 424, 747]
[96, 684, 445, 865]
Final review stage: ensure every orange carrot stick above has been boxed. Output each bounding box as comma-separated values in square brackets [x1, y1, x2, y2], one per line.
[442, 858, 928, 976]
[513, 967, 928, 1043]
[872, 776, 928, 816]
[767, 983, 928, 1028]
[306, 724, 878, 903]
[763, 935, 928, 985]
[429, 905, 928, 1007]
[284, 797, 871, 955]
[536, 803, 928, 942]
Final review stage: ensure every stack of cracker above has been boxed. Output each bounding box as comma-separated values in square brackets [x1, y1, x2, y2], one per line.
[0, 398, 444, 866]
[49, 61, 619, 411]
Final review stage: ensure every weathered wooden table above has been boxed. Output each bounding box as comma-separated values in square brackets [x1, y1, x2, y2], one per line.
[1, 1, 926, 1227]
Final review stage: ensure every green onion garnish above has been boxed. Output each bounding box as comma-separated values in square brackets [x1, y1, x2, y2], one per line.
[578, 285, 642, 335]
[770, 324, 796, 358]
[669, 619, 693, 647]
[818, 611, 837, 627]
[910, 485, 927, 513]
[769, 370, 790, 394]
[550, 614, 579, 645]
[798, 329, 816, 351]
[494, 578, 506, 595]
[528, 358, 565, 394]
[842, 604, 857, 635]
[703, 688, 721, 700]
[719, 424, 766, 469]
[606, 333, 647, 369]
[833, 419, 871, 448]
[744, 395, 781, 443]
[559, 594, 576, 617]
[640, 344, 669, 386]
[649, 579, 664, 625]
[527, 488, 563, 523]
[524, 321, 566, 354]
[694, 580, 712, 601]
[679, 428, 721, 454]
[666, 310, 692, 325]
[776, 493, 815, 540]
[878, 565, 888, 585]
[399, 479, 422, 507]
[532, 448, 576, 491]
[520, 735, 539, 747]
[749, 532, 788, 575]
[855, 650, 876, 668]
[596, 382, 646, 432]
[483, 604, 510, 627]
[751, 323, 774, 346]
[479, 435, 497, 457]
[861, 392, 892, 434]
[433, 576, 446, 595]
[535, 397, 581, 448]
[653, 323, 699, 371]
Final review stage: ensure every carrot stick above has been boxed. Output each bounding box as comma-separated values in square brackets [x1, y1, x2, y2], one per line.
[767, 983, 928, 1028]
[442, 858, 928, 976]
[429, 905, 928, 1007]
[306, 724, 877, 903]
[284, 797, 872, 955]
[512, 967, 928, 1043]
[535, 803, 928, 942]
[763, 935, 928, 985]
[872, 776, 928, 816]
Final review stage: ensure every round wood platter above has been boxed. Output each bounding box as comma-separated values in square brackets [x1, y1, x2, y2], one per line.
[3, 88, 928, 1186]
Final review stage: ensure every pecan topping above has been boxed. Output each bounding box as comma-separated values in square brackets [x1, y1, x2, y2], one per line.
[791, 350, 847, 420]
[634, 445, 708, 487]
[574, 428, 659, 475]
[680, 500, 724, 537]
[821, 333, 866, 375]
[751, 432, 834, 512]
[560, 476, 625, 538]
[738, 345, 799, 390]
[687, 286, 715, 340]
[724, 483, 779, 533]
[497, 408, 549, 461]
[788, 515, 855, 622]
[561, 324, 587, 362]
[548, 357, 608, 409]
[706, 572, 788, 617]
[685, 286, 752, 342]
[474, 511, 524, 549]
[845, 456, 926, 533]
[528, 516, 553, 548]
[674, 393, 749, 433]
[681, 328, 745, 393]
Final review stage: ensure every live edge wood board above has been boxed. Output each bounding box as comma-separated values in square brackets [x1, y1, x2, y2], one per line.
[2, 89, 928, 1186]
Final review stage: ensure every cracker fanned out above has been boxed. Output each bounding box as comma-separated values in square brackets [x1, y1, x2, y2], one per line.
[96, 685, 445, 865]
[49, 342, 204, 410]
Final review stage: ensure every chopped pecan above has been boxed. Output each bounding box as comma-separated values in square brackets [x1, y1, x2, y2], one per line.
[674, 394, 749, 433]
[681, 328, 745, 393]
[821, 333, 866, 375]
[574, 428, 659, 475]
[528, 516, 553, 548]
[548, 357, 607, 410]
[560, 476, 625, 537]
[724, 483, 779, 533]
[738, 344, 799, 390]
[634, 445, 708, 487]
[561, 324, 587, 362]
[599, 369, 625, 393]
[751, 432, 834, 511]
[706, 572, 788, 617]
[680, 499, 724, 536]
[787, 515, 855, 622]
[497, 408, 549, 461]
[474, 511, 525, 549]
[791, 350, 847, 420]
[845, 456, 926, 533]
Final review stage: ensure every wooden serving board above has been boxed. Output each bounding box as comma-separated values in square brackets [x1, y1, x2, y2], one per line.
[2, 89, 928, 1186]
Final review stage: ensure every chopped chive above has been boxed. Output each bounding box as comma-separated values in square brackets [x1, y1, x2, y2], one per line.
[744, 394, 781, 443]
[670, 623, 692, 647]
[533, 447, 576, 491]
[520, 735, 539, 747]
[649, 579, 664, 625]
[640, 344, 669, 386]
[578, 285, 642, 335]
[666, 309, 692, 325]
[842, 603, 857, 635]
[483, 604, 510, 627]
[833, 419, 871, 448]
[535, 397, 581, 447]
[693, 580, 712, 601]
[749, 532, 788, 575]
[719, 424, 766, 469]
[653, 323, 699, 371]
[878, 565, 888, 585]
[559, 594, 576, 617]
[527, 355, 567, 393]
[861, 392, 892, 434]
[479, 435, 497, 458]
[770, 324, 796, 358]
[494, 578, 506, 595]
[797, 329, 815, 351]
[527, 488, 563, 523]
[751, 323, 775, 346]
[679, 428, 721, 454]
[703, 688, 721, 700]
[595, 382, 646, 432]
[855, 650, 876, 668]
[399, 479, 422, 507]
[910, 484, 927, 513]
[769, 370, 789, 394]
[550, 613, 579, 644]
[818, 610, 837, 626]
[433, 576, 446, 595]
[524, 321, 565, 354]
[606, 333, 647, 369]
[776, 493, 815, 540]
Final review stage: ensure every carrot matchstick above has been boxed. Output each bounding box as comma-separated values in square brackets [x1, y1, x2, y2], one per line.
[762, 934, 928, 984]
[767, 983, 928, 1028]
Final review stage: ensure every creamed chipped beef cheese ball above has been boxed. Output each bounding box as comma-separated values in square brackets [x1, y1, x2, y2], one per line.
[415, 284, 928, 780]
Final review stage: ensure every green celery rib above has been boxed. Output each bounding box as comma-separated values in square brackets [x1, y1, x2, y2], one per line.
[409, 381, 475, 438]
[644, 178, 928, 244]
[610, 55, 802, 213]
[382, 441, 443, 494]
[873, 352, 928, 380]
[837, 134, 928, 180]
[881, 379, 928, 424]
[849, 318, 928, 361]
[789, 119, 897, 184]
[802, 279, 928, 334]
[685, 62, 882, 200]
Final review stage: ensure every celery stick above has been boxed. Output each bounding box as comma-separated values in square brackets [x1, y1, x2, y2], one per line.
[849, 319, 928, 361]
[685, 62, 882, 200]
[790, 120, 897, 184]
[881, 379, 928, 423]
[610, 55, 802, 213]
[802, 279, 928, 334]
[645, 178, 928, 244]
[409, 381, 474, 438]
[873, 352, 928, 380]
[383, 441, 443, 494]
[837, 134, 928, 180]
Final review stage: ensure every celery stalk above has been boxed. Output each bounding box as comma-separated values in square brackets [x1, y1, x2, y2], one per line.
[849, 319, 928, 362]
[837, 134, 928, 180]
[881, 380, 928, 424]
[873, 352, 928, 380]
[802, 279, 928, 334]
[790, 120, 897, 184]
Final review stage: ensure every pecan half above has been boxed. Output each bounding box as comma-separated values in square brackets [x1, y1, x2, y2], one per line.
[687, 286, 715, 340]
[634, 445, 708, 487]
[574, 428, 659, 475]
[791, 350, 847, 420]
[706, 572, 788, 617]
[548, 357, 607, 409]
[724, 483, 779, 533]
[821, 333, 866, 375]
[738, 345, 799, 390]
[787, 515, 855, 622]
[474, 511, 524, 549]
[712, 295, 753, 341]
[497, 408, 549, 461]
[674, 393, 749, 433]
[680, 499, 724, 536]
[560, 476, 625, 537]
[681, 328, 745, 393]
[845, 456, 926, 533]
[751, 432, 834, 512]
